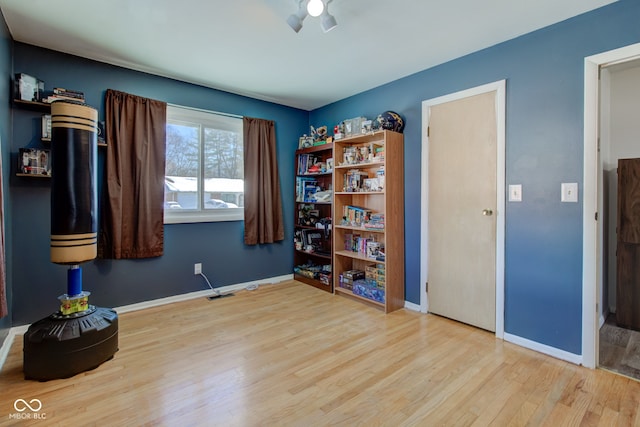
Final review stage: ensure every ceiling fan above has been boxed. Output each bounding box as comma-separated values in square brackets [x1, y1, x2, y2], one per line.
[287, 0, 337, 33]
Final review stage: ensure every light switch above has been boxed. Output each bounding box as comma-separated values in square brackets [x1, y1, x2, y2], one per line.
[561, 183, 578, 202]
[509, 184, 522, 202]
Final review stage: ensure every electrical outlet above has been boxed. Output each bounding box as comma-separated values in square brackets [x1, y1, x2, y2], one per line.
[194, 263, 202, 275]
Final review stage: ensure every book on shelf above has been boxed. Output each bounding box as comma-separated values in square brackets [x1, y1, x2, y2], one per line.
[53, 87, 84, 98]
[363, 213, 385, 230]
[42, 95, 86, 104]
[341, 205, 372, 227]
[40, 88, 85, 104]
[343, 233, 383, 258]
[344, 233, 360, 252]
[297, 154, 310, 175]
[296, 177, 318, 202]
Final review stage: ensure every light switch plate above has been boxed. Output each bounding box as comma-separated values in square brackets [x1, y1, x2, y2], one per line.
[509, 184, 522, 202]
[561, 183, 578, 202]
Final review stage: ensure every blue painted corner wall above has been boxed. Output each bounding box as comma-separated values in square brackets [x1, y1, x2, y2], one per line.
[3, 0, 640, 357]
[310, 0, 640, 355]
[9, 43, 309, 325]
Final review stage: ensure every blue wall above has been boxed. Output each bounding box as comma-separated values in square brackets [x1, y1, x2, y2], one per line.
[310, 0, 640, 355]
[0, 8, 12, 345]
[10, 43, 309, 325]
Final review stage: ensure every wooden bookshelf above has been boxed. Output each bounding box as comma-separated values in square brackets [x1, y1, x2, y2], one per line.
[332, 130, 404, 313]
[293, 142, 334, 293]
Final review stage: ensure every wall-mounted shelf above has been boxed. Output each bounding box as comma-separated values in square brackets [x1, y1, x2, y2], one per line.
[13, 99, 51, 111]
[16, 173, 51, 178]
[13, 95, 107, 178]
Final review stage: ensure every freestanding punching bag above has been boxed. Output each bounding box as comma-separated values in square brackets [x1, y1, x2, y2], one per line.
[23, 100, 118, 381]
[50, 100, 98, 265]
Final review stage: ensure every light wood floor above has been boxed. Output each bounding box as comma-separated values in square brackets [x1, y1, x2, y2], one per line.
[1, 280, 639, 426]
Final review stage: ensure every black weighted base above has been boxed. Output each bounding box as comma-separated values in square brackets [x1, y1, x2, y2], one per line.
[23, 306, 118, 381]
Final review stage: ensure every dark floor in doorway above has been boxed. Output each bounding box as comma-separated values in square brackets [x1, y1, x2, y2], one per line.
[599, 313, 640, 381]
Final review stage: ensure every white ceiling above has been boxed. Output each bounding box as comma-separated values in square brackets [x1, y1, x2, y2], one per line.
[0, 0, 616, 111]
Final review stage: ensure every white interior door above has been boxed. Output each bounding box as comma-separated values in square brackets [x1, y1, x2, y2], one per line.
[427, 90, 498, 332]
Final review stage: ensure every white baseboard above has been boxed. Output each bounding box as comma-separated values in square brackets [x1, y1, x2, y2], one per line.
[0, 274, 293, 373]
[115, 274, 292, 314]
[404, 301, 421, 312]
[599, 308, 611, 329]
[504, 332, 582, 365]
[0, 325, 29, 373]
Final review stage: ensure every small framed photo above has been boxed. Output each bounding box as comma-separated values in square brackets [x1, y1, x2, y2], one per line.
[298, 136, 314, 149]
[361, 119, 373, 133]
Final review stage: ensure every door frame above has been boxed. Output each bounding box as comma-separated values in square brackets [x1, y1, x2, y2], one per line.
[583, 42, 640, 368]
[420, 80, 506, 339]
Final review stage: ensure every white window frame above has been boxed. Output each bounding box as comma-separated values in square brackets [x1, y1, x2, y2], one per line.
[164, 104, 244, 224]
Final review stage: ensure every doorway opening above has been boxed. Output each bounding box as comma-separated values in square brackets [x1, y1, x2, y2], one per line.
[583, 43, 640, 375]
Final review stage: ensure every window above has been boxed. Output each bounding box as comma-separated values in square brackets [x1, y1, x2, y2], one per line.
[164, 105, 244, 224]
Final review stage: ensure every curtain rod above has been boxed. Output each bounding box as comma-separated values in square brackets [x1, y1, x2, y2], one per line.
[167, 102, 243, 119]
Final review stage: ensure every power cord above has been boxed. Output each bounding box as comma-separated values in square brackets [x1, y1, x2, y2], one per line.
[199, 272, 219, 295]
[199, 272, 259, 296]
[200, 272, 235, 300]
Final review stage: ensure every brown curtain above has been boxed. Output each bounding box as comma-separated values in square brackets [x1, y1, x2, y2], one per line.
[0, 144, 7, 318]
[243, 117, 284, 245]
[99, 89, 167, 259]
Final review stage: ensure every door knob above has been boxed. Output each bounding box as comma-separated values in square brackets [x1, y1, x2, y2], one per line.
[482, 209, 493, 216]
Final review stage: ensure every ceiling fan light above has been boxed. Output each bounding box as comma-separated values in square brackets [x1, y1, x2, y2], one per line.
[287, 2, 308, 33]
[307, 0, 324, 17]
[287, 14, 304, 32]
[321, 12, 337, 32]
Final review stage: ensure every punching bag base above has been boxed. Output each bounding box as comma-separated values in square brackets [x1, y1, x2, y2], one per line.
[23, 306, 118, 381]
